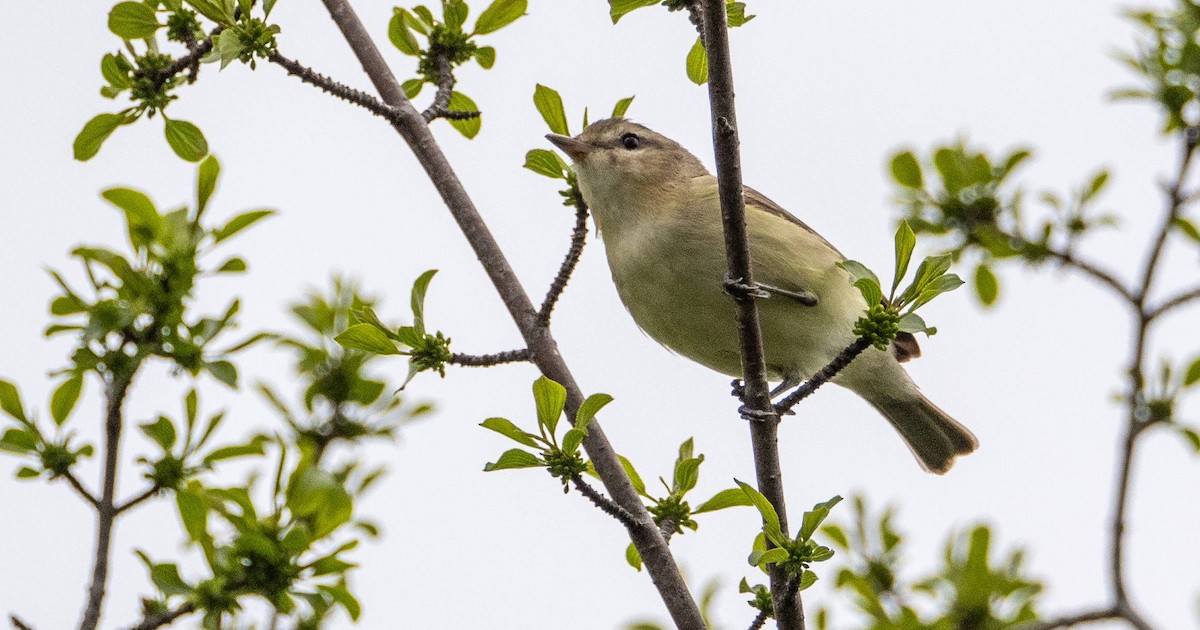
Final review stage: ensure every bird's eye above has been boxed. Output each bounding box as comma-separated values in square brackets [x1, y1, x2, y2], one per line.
[621, 133, 640, 150]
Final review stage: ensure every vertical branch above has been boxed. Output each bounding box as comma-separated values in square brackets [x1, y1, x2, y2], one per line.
[314, 1, 705, 626]
[78, 375, 133, 630]
[699, 1, 802, 627]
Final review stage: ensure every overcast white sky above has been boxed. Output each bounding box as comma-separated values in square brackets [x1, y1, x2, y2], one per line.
[2, 1, 1199, 628]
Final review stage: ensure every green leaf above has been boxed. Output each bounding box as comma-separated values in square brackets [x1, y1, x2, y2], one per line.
[749, 547, 789, 568]
[686, 37, 708, 85]
[410, 269, 438, 334]
[186, 0, 233, 24]
[608, 0, 659, 24]
[176, 488, 209, 542]
[561, 428, 586, 454]
[215, 257, 247, 273]
[319, 584, 361, 621]
[625, 541, 642, 571]
[799, 495, 842, 541]
[197, 155, 219, 215]
[693, 487, 754, 514]
[974, 263, 999, 306]
[574, 393, 613, 431]
[203, 438, 266, 464]
[1174, 217, 1200, 243]
[854, 278, 883, 308]
[388, 11, 421, 55]
[164, 119, 209, 162]
[1083, 169, 1110, 202]
[473, 0, 526, 35]
[890, 151, 922, 188]
[897, 312, 931, 334]
[0, 380, 28, 423]
[473, 46, 496, 69]
[402, 78, 424, 99]
[612, 96, 635, 118]
[735, 479, 784, 545]
[1176, 425, 1200, 452]
[839, 259, 880, 287]
[0, 428, 37, 453]
[109, 2, 160, 39]
[618, 454, 646, 496]
[213, 209, 275, 243]
[149, 562, 191, 597]
[288, 467, 354, 539]
[533, 84, 570, 136]
[480, 417, 539, 447]
[532, 376, 568, 436]
[523, 148, 567, 179]
[50, 375, 84, 427]
[140, 416, 177, 450]
[797, 570, 818, 591]
[447, 92, 482, 139]
[820, 524, 849, 549]
[204, 360, 238, 388]
[101, 53, 132, 89]
[335, 323, 403, 355]
[16, 467, 40, 479]
[102, 187, 161, 243]
[412, 5, 436, 26]
[444, 0, 468, 29]
[726, 1, 755, 26]
[483, 448, 543, 471]
[1183, 356, 1200, 387]
[74, 113, 129, 161]
[892, 221, 916, 295]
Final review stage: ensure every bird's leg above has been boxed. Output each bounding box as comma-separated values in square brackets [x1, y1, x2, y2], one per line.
[732, 379, 786, 422]
[769, 376, 802, 398]
[722, 273, 770, 300]
[757, 282, 819, 307]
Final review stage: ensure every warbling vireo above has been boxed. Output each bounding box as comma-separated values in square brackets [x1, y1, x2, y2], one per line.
[547, 118, 978, 474]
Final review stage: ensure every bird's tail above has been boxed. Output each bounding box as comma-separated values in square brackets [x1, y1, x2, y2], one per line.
[864, 391, 978, 474]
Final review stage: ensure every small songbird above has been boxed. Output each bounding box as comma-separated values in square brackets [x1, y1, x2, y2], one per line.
[547, 118, 978, 474]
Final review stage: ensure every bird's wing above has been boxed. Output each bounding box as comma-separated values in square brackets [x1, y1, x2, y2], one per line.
[743, 186, 845, 259]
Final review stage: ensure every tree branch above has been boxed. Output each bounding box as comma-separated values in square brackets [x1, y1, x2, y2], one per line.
[1145, 282, 1200, 323]
[10, 615, 35, 630]
[269, 53, 401, 123]
[699, 0, 802, 627]
[1040, 247, 1135, 305]
[570, 475, 638, 529]
[79, 375, 134, 630]
[1135, 127, 1198, 309]
[773, 338, 872, 415]
[312, 1, 705, 626]
[419, 53, 478, 122]
[1019, 606, 1121, 630]
[125, 603, 195, 630]
[115, 485, 160, 514]
[448, 349, 529, 367]
[537, 195, 590, 326]
[62, 470, 100, 509]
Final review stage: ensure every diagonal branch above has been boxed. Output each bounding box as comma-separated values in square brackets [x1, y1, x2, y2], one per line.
[1145, 282, 1200, 322]
[125, 603, 195, 630]
[571, 474, 638, 529]
[62, 471, 100, 509]
[312, 1, 705, 626]
[420, 53, 479, 123]
[449, 349, 530, 367]
[773, 338, 872, 415]
[698, 0, 802, 627]
[537, 194, 590, 326]
[269, 53, 402, 123]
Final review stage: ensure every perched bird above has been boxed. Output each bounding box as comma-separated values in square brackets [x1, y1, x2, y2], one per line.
[547, 118, 977, 473]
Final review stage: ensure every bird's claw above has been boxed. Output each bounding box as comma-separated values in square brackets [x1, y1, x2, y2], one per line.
[723, 274, 770, 301]
[738, 405, 780, 423]
[730, 378, 747, 401]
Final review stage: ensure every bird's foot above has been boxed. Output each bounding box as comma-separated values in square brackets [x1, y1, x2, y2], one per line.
[758, 282, 819, 307]
[738, 404, 780, 423]
[730, 378, 747, 401]
[722, 274, 770, 301]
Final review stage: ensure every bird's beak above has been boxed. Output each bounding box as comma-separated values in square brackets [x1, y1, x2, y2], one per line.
[546, 134, 595, 162]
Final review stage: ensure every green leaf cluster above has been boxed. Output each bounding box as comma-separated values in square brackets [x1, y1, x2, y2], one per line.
[0, 378, 95, 481]
[481, 376, 611, 491]
[818, 496, 1042, 630]
[738, 483, 840, 594]
[334, 270, 454, 390]
[839, 221, 964, 349]
[1114, 1, 1200, 133]
[390, 0, 528, 138]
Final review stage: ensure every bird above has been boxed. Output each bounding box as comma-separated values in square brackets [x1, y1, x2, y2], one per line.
[546, 118, 978, 474]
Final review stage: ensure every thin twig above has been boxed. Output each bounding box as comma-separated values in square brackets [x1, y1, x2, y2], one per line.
[10, 615, 35, 630]
[311, 1, 705, 626]
[125, 603, 195, 630]
[774, 338, 872, 415]
[1135, 127, 1198, 309]
[537, 195, 590, 326]
[79, 375, 134, 630]
[1145, 283, 1200, 323]
[115, 485, 160, 514]
[448, 349, 530, 367]
[420, 53, 481, 123]
[1040, 247, 1135, 305]
[746, 608, 769, 630]
[658, 516, 678, 544]
[143, 30, 220, 89]
[699, 0, 803, 626]
[1019, 607, 1121, 630]
[268, 53, 401, 123]
[62, 471, 100, 509]
[570, 475, 638, 529]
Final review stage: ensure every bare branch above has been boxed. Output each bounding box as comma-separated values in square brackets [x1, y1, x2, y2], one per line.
[570, 475, 638, 529]
[1040, 247, 1136, 305]
[269, 53, 401, 124]
[61, 471, 100, 509]
[1136, 127, 1198, 309]
[1145, 282, 1200, 322]
[1019, 607, 1121, 630]
[747, 609, 769, 630]
[449, 349, 530, 367]
[537, 196, 590, 326]
[420, 53, 478, 122]
[699, 0, 803, 626]
[125, 603, 195, 630]
[10, 615, 35, 630]
[311, 1, 705, 625]
[115, 485, 161, 515]
[773, 338, 872, 415]
[79, 375, 134, 630]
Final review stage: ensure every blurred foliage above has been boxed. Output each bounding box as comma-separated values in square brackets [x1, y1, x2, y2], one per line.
[608, 0, 754, 85]
[817, 497, 1042, 630]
